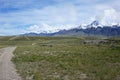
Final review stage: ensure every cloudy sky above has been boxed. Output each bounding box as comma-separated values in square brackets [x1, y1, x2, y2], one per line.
[0, 0, 120, 35]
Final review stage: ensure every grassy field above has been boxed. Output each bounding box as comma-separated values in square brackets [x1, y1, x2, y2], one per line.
[0, 36, 120, 80]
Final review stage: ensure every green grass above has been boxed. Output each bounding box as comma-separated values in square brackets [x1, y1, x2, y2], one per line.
[0, 36, 120, 80]
[10, 36, 120, 80]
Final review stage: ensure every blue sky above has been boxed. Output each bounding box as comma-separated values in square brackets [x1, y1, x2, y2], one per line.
[0, 0, 120, 35]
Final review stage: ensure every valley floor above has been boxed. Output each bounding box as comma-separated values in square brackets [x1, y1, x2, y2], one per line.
[0, 36, 120, 80]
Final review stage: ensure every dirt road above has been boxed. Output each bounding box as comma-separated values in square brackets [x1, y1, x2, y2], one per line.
[0, 47, 22, 80]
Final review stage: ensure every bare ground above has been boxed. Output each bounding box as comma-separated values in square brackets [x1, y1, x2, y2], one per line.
[0, 47, 22, 80]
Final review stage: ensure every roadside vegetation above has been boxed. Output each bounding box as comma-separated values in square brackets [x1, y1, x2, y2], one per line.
[0, 36, 120, 80]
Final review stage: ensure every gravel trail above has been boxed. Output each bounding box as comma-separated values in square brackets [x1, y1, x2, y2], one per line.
[0, 47, 22, 80]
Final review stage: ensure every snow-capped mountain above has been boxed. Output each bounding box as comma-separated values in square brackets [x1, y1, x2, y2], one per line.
[22, 21, 120, 37]
[87, 20, 100, 28]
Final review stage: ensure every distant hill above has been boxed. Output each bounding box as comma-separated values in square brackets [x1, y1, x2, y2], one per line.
[21, 21, 120, 37]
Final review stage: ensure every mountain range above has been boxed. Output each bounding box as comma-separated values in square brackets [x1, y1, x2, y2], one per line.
[22, 21, 120, 37]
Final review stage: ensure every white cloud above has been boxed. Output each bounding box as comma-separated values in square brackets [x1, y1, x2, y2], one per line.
[88, 6, 120, 26]
[100, 8, 120, 25]
[27, 23, 76, 33]
[27, 23, 58, 33]
[0, 3, 78, 25]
